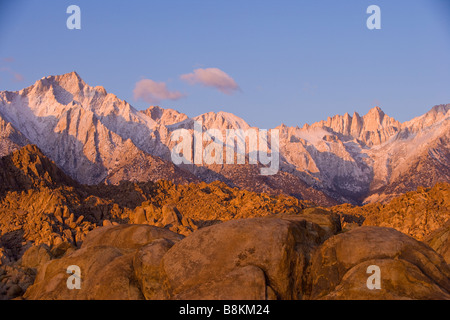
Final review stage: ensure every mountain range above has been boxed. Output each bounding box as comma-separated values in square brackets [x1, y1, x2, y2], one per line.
[0, 71, 449, 205]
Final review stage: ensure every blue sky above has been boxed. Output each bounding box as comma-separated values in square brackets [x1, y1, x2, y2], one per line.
[0, 0, 449, 128]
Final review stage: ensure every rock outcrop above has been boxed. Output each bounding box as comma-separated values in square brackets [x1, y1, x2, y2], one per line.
[19, 213, 450, 300]
[307, 226, 450, 300]
[22, 212, 340, 300]
[161, 211, 340, 300]
[24, 225, 183, 300]
[425, 220, 450, 265]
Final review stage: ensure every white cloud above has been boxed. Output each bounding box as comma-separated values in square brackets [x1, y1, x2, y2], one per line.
[180, 68, 240, 95]
[133, 79, 185, 105]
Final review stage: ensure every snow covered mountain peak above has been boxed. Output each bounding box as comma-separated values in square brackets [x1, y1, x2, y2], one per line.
[401, 104, 450, 133]
[0, 73, 448, 205]
[31, 71, 85, 95]
[193, 111, 251, 130]
[141, 106, 188, 126]
[305, 106, 401, 147]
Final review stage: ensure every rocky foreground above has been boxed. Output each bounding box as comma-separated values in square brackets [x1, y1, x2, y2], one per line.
[0, 145, 449, 300]
[7, 210, 450, 300]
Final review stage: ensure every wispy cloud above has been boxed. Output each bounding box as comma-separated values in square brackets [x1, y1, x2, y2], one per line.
[133, 79, 185, 105]
[2, 57, 15, 63]
[0, 57, 24, 82]
[0, 67, 24, 82]
[180, 68, 240, 95]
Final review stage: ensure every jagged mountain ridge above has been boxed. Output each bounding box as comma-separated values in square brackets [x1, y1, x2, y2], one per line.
[0, 72, 448, 205]
[0, 72, 198, 186]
